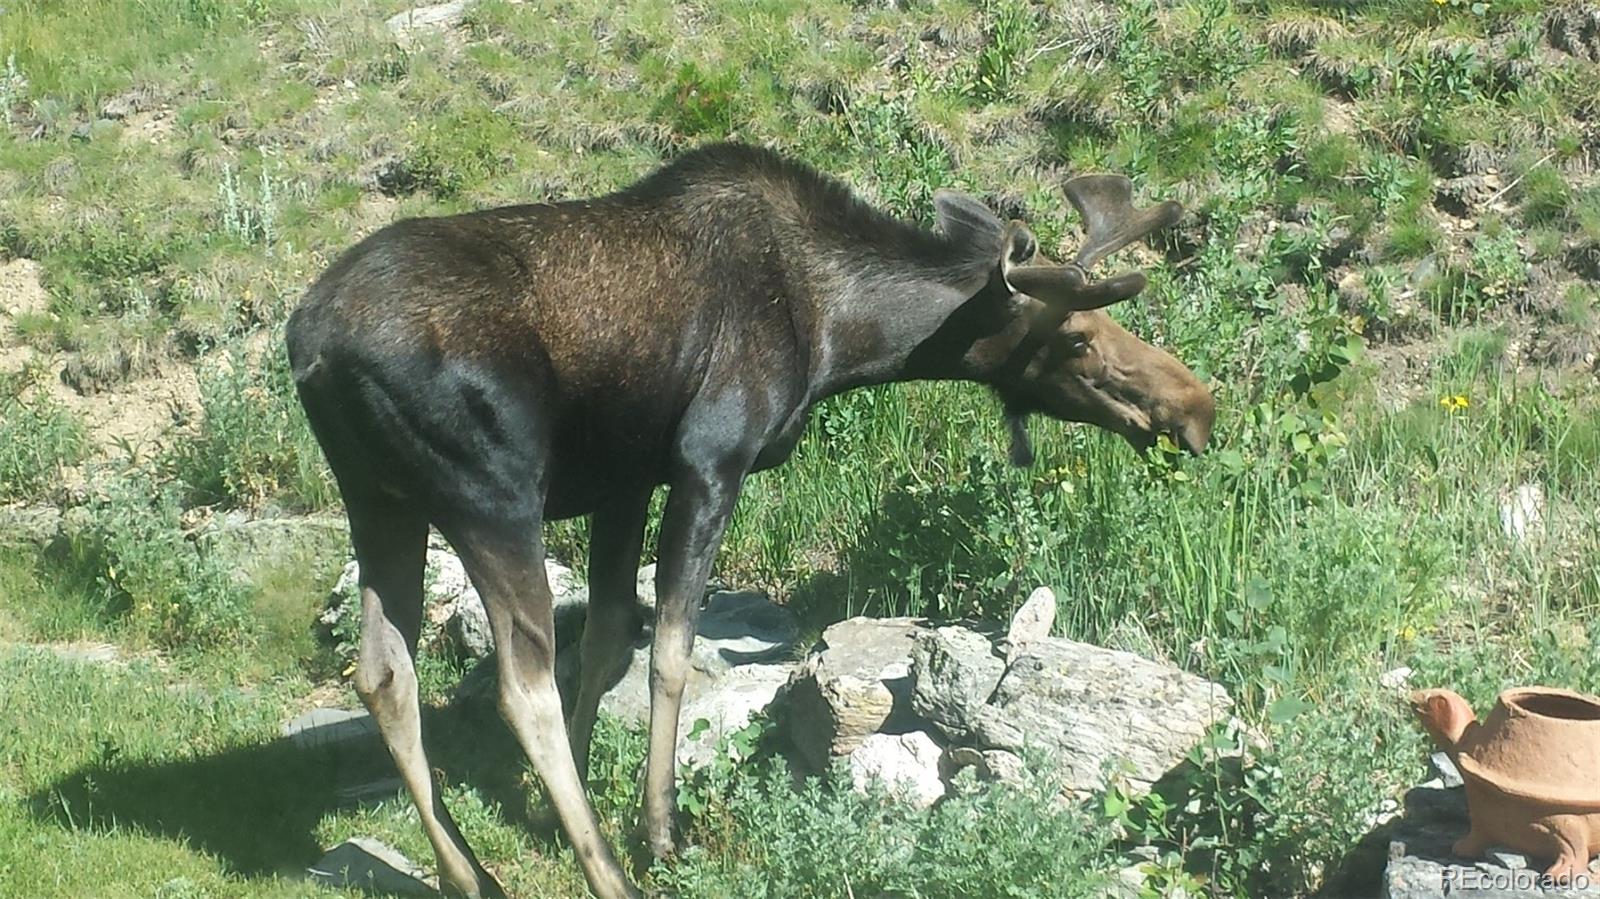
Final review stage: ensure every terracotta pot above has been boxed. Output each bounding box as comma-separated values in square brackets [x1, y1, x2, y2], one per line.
[1456, 687, 1600, 810]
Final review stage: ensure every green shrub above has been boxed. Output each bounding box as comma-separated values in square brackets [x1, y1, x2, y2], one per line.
[53, 476, 252, 650]
[0, 392, 87, 502]
[658, 750, 1110, 899]
[658, 62, 741, 140]
[167, 335, 333, 511]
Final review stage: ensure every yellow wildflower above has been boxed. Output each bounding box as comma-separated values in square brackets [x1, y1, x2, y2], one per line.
[1440, 394, 1470, 413]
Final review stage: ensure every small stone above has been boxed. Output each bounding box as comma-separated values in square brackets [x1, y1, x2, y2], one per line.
[307, 837, 434, 896]
[1003, 586, 1056, 663]
[1380, 666, 1414, 690]
[849, 731, 946, 809]
[1488, 850, 1528, 870]
[385, 1, 471, 42]
[1499, 483, 1544, 543]
[1430, 751, 1463, 789]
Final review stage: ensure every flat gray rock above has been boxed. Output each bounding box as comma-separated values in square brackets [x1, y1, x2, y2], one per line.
[911, 627, 1232, 795]
[282, 707, 378, 749]
[583, 589, 798, 767]
[308, 837, 435, 896]
[1384, 785, 1600, 898]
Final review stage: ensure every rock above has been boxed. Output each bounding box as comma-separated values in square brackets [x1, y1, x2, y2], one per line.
[1336, 268, 1369, 312]
[677, 663, 794, 769]
[282, 707, 378, 750]
[98, 88, 152, 121]
[1431, 751, 1464, 789]
[914, 628, 1232, 795]
[636, 562, 657, 609]
[308, 837, 435, 896]
[196, 513, 346, 585]
[908, 625, 1007, 744]
[589, 589, 799, 766]
[1499, 483, 1544, 543]
[849, 731, 946, 809]
[1383, 784, 1600, 898]
[1381, 666, 1415, 690]
[386, 1, 471, 42]
[1003, 586, 1056, 663]
[781, 617, 923, 769]
[0, 503, 64, 548]
[943, 745, 1024, 785]
[689, 589, 797, 673]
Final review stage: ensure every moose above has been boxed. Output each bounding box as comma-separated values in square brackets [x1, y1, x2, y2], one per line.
[285, 142, 1214, 899]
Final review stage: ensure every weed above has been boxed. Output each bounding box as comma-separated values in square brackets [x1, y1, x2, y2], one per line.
[166, 335, 333, 511]
[218, 162, 280, 249]
[49, 474, 253, 650]
[0, 391, 87, 502]
[658, 62, 742, 140]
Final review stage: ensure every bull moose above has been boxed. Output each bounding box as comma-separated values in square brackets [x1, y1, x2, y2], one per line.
[285, 142, 1214, 898]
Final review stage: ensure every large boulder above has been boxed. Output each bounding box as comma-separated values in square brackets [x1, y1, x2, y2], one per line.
[780, 616, 925, 769]
[911, 626, 1233, 795]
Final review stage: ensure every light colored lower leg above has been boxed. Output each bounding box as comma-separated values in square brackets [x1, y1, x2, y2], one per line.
[500, 662, 641, 899]
[642, 621, 694, 859]
[355, 587, 501, 899]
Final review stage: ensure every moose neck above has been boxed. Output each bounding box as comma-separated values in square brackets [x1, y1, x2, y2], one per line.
[806, 251, 1029, 401]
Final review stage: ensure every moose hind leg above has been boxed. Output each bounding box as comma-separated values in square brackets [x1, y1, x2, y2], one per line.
[568, 489, 651, 782]
[347, 505, 504, 899]
[451, 523, 641, 899]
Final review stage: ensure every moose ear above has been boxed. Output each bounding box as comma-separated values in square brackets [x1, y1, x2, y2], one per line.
[1006, 221, 1038, 266]
[933, 189, 1004, 249]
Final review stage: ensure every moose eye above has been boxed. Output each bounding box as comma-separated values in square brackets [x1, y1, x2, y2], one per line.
[1062, 334, 1091, 357]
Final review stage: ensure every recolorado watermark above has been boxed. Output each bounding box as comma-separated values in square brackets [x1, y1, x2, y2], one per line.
[1442, 867, 1594, 892]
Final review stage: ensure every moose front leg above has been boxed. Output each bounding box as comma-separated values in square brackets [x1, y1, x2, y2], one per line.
[641, 464, 746, 860]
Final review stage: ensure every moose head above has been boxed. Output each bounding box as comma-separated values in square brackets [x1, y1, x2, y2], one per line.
[933, 175, 1215, 466]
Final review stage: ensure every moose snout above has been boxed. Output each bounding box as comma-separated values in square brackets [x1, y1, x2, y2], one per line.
[1172, 385, 1215, 455]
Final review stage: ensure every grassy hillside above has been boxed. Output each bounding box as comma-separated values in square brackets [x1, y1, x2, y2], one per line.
[2, 0, 1598, 896]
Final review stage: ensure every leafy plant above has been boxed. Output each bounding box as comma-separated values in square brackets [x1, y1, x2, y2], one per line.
[166, 334, 333, 511]
[52, 475, 253, 650]
[0, 391, 87, 502]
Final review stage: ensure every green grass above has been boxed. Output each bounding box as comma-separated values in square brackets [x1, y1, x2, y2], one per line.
[1, 0, 1598, 896]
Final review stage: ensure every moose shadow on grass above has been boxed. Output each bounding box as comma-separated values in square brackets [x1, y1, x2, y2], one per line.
[25, 695, 551, 888]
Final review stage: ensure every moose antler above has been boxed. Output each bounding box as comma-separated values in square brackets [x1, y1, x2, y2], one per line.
[1004, 174, 1182, 313]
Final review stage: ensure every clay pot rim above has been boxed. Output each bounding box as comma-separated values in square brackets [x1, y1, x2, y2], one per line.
[1457, 686, 1600, 810]
[1498, 686, 1600, 721]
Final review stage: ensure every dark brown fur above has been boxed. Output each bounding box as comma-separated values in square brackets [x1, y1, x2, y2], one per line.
[285, 142, 1214, 899]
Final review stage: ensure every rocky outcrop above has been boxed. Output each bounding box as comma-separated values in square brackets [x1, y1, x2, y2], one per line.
[784, 598, 1232, 804]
